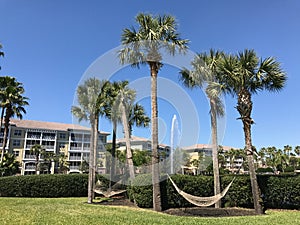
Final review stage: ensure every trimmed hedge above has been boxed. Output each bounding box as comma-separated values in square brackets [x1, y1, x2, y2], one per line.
[129, 174, 300, 209]
[1, 173, 299, 210]
[0, 174, 110, 197]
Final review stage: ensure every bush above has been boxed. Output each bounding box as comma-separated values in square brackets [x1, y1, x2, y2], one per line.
[129, 174, 300, 210]
[284, 166, 295, 173]
[221, 175, 253, 208]
[256, 167, 274, 174]
[0, 174, 89, 197]
[127, 174, 153, 208]
[263, 175, 300, 209]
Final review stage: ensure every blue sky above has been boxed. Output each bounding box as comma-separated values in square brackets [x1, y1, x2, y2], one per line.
[1, 0, 300, 150]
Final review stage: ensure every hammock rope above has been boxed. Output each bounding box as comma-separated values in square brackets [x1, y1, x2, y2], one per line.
[167, 174, 235, 207]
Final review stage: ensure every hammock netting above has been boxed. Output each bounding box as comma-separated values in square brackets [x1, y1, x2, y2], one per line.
[94, 179, 127, 198]
[168, 174, 235, 207]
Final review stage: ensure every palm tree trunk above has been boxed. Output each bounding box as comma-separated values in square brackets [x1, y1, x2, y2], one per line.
[87, 119, 95, 204]
[0, 107, 4, 163]
[150, 62, 162, 212]
[92, 115, 99, 200]
[121, 102, 135, 180]
[238, 90, 263, 214]
[110, 119, 117, 188]
[1, 110, 10, 163]
[243, 121, 263, 214]
[210, 99, 221, 208]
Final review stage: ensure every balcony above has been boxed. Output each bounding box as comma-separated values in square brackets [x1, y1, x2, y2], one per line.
[42, 135, 56, 140]
[27, 135, 41, 139]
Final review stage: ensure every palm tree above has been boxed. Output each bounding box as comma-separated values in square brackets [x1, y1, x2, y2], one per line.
[71, 77, 108, 204]
[29, 144, 45, 174]
[180, 49, 225, 208]
[102, 81, 121, 182]
[128, 103, 150, 137]
[110, 81, 136, 180]
[294, 146, 300, 157]
[119, 13, 189, 211]
[57, 153, 69, 174]
[104, 81, 150, 185]
[218, 49, 287, 214]
[0, 76, 29, 163]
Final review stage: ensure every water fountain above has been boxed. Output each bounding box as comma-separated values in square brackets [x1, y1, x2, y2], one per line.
[170, 114, 179, 174]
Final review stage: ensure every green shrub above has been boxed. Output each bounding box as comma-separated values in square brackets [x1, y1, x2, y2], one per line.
[256, 167, 274, 174]
[129, 174, 300, 210]
[284, 166, 295, 173]
[0, 174, 94, 197]
[263, 175, 300, 209]
[221, 175, 253, 208]
[128, 174, 153, 208]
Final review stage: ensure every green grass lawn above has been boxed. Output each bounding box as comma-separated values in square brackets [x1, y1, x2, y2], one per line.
[0, 198, 299, 225]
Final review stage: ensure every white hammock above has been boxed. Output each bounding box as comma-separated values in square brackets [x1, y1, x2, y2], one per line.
[94, 179, 127, 198]
[94, 188, 127, 198]
[168, 174, 235, 207]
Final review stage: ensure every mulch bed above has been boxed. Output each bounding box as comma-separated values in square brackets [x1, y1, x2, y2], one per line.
[163, 207, 258, 217]
[96, 196, 258, 217]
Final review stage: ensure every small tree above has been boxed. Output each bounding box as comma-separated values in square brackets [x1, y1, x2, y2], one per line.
[0, 152, 20, 176]
[29, 144, 45, 175]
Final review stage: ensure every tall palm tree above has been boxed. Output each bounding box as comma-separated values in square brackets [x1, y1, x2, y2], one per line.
[218, 49, 287, 214]
[180, 49, 225, 208]
[102, 81, 122, 181]
[104, 81, 150, 185]
[71, 77, 108, 204]
[0, 76, 29, 163]
[110, 81, 136, 180]
[119, 13, 189, 211]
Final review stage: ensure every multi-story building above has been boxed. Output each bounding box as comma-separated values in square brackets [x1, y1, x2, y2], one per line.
[113, 136, 171, 160]
[2, 119, 109, 175]
[182, 144, 241, 174]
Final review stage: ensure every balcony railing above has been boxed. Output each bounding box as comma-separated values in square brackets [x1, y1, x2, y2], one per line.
[25, 165, 36, 170]
[69, 156, 82, 161]
[24, 155, 36, 159]
[27, 135, 41, 139]
[70, 147, 82, 151]
[69, 166, 80, 170]
[44, 145, 55, 150]
[42, 136, 56, 140]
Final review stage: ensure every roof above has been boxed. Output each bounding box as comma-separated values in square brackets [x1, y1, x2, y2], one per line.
[115, 136, 151, 143]
[182, 144, 235, 151]
[9, 119, 110, 135]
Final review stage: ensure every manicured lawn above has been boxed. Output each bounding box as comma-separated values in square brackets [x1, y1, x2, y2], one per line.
[0, 198, 299, 225]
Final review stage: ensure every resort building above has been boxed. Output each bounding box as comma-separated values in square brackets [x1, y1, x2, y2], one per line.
[181, 144, 243, 174]
[113, 136, 171, 160]
[2, 119, 110, 175]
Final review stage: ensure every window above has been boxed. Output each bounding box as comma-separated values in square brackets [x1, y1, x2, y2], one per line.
[14, 130, 22, 136]
[13, 139, 21, 147]
[13, 151, 19, 157]
[59, 133, 66, 139]
[59, 143, 66, 149]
